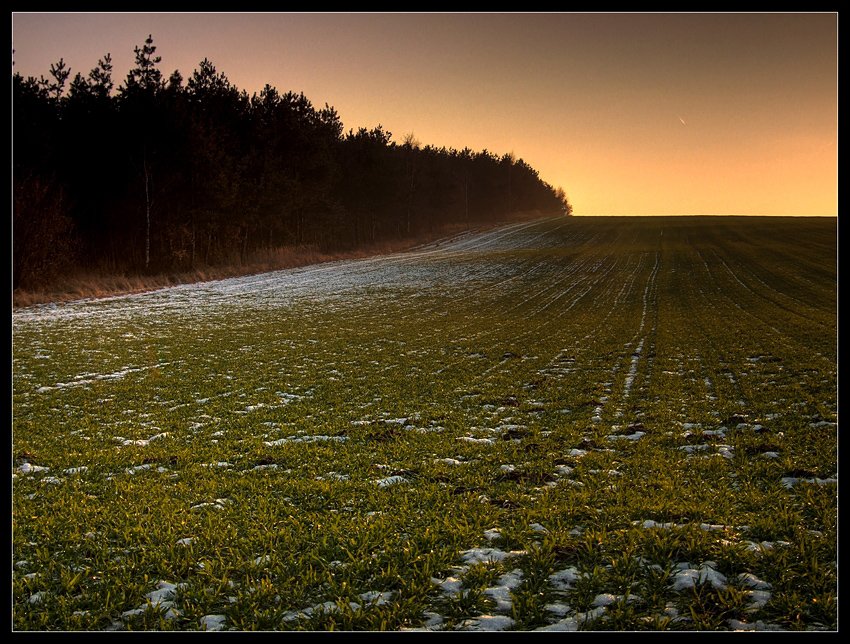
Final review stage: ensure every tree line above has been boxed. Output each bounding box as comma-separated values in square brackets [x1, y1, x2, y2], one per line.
[13, 35, 571, 290]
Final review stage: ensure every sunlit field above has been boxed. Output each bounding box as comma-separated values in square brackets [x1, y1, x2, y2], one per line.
[12, 215, 837, 631]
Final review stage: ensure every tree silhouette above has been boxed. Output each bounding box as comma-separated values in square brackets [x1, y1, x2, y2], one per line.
[12, 35, 571, 289]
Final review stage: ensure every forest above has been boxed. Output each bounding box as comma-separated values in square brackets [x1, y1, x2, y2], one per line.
[13, 35, 571, 292]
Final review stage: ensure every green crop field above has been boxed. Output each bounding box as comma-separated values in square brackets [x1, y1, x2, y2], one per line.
[12, 215, 837, 631]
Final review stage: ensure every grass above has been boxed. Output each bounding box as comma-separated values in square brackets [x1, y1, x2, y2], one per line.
[12, 212, 548, 308]
[12, 215, 837, 631]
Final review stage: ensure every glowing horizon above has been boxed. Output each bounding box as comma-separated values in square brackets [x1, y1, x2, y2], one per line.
[11, 12, 838, 217]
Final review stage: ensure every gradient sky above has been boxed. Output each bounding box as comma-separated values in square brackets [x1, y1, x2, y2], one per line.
[11, 12, 838, 216]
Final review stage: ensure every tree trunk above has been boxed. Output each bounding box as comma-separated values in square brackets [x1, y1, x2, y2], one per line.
[464, 179, 470, 230]
[143, 151, 152, 270]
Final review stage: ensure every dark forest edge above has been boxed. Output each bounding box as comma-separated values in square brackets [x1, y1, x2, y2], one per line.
[13, 35, 571, 307]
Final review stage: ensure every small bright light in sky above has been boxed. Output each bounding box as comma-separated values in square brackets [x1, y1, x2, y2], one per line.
[11, 12, 837, 216]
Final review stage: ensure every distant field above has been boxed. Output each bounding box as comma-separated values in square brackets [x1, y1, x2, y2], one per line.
[12, 215, 837, 631]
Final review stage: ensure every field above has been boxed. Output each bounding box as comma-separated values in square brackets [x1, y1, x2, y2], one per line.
[12, 215, 837, 631]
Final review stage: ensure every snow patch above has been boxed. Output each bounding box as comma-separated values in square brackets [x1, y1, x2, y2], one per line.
[200, 614, 227, 631]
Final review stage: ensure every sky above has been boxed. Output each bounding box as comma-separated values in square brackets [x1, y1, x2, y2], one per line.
[11, 12, 838, 216]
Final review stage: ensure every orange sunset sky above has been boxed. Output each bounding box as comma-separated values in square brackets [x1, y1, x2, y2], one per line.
[11, 12, 838, 216]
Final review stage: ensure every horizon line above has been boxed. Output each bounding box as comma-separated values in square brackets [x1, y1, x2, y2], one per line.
[571, 213, 837, 218]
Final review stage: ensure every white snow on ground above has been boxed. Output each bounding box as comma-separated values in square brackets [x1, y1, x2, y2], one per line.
[432, 576, 464, 596]
[199, 614, 227, 631]
[738, 572, 772, 590]
[536, 607, 607, 631]
[263, 435, 348, 446]
[671, 562, 727, 591]
[728, 619, 786, 632]
[622, 338, 644, 399]
[742, 540, 791, 552]
[251, 463, 279, 471]
[281, 590, 396, 623]
[745, 590, 772, 609]
[592, 593, 618, 607]
[482, 569, 524, 612]
[400, 611, 445, 631]
[457, 436, 495, 445]
[545, 602, 571, 617]
[191, 498, 231, 510]
[459, 547, 526, 565]
[125, 464, 152, 475]
[12, 217, 565, 328]
[36, 364, 171, 392]
[809, 420, 836, 428]
[359, 591, 394, 606]
[607, 431, 645, 441]
[16, 463, 49, 474]
[120, 580, 186, 622]
[548, 566, 580, 590]
[458, 614, 515, 631]
[114, 432, 170, 447]
[29, 591, 48, 604]
[637, 519, 678, 530]
[781, 475, 837, 489]
[375, 475, 408, 488]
